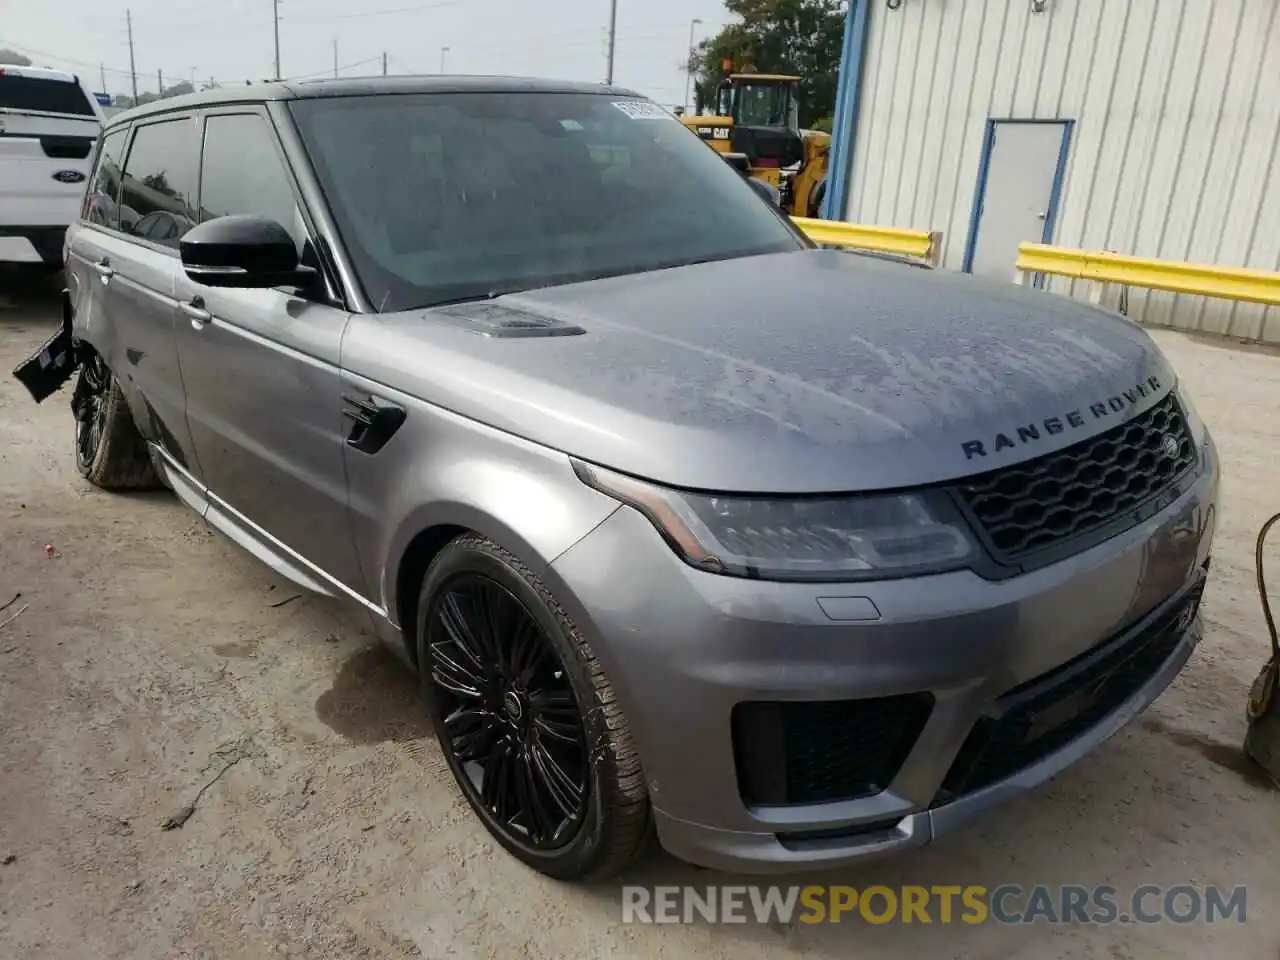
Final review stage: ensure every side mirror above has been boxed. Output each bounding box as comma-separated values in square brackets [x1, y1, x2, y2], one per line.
[179, 214, 309, 289]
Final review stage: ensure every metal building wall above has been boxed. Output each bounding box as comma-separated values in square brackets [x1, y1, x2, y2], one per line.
[843, 0, 1280, 342]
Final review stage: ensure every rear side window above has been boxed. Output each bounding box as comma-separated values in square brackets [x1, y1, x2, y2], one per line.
[118, 118, 199, 248]
[199, 113, 303, 249]
[82, 128, 128, 228]
[0, 74, 95, 116]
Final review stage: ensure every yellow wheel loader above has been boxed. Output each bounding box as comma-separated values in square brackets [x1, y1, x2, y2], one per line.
[681, 71, 831, 217]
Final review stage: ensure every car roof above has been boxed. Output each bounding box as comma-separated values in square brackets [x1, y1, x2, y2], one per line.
[107, 75, 645, 129]
[728, 73, 802, 82]
[0, 64, 82, 85]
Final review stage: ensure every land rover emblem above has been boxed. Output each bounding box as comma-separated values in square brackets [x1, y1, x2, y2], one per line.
[1161, 434, 1180, 458]
[52, 170, 86, 184]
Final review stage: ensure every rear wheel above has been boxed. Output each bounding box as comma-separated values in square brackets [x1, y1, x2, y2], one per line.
[417, 534, 651, 880]
[73, 353, 159, 490]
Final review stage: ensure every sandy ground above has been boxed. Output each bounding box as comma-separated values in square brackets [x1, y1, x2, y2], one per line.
[1, 268, 1278, 959]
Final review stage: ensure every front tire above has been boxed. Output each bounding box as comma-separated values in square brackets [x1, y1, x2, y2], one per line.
[72, 354, 159, 490]
[416, 534, 651, 880]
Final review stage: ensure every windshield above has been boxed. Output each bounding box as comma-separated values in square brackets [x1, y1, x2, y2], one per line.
[735, 82, 796, 128]
[715, 84, 733, 116]
[0, 74, 96, 116]
[290, 92, 804, 311]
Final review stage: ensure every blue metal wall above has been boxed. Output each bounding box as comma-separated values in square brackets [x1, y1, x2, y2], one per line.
[819, 0, 871, 221]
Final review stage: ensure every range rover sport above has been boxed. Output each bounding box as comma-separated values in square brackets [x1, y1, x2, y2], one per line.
[14, 77, 1218, 880]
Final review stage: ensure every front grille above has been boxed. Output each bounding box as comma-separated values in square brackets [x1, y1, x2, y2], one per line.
[729, 126, 804, 168]
[937, 585, 1202, 802]
[955, 392, 1197, 564]
[732, 694, 933, 806]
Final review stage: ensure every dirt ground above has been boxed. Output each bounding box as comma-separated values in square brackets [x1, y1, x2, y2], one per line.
[1, 268, 1278, 959]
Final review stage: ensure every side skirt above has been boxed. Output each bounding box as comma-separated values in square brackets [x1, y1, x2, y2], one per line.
[149, 443, 394, 626]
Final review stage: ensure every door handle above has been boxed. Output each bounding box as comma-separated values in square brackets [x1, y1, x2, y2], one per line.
[93, 259, 114, 283]
[180, 297, 212, 328]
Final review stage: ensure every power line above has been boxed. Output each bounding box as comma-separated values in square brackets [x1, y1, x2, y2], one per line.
[284, 55, 384, 82]
[1, 37, 367, 87]
[0, 40, 124, 75]
[0, 38, 189, 85]
[446, 24, 720, 60]
[348, 22, 727, 78]
[77, 0, 273, 30]
[281, 0, 466, 22]
[386, 54, 419, 75]
[2, 14, 732, 95]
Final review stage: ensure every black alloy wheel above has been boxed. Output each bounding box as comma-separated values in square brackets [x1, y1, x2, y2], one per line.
[73, 353, 111, 473]
[69, 351, 159, 489]
[427, 574, 590, 851]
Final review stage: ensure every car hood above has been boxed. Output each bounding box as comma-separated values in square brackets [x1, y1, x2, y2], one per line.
[344, 249, 1175, 493]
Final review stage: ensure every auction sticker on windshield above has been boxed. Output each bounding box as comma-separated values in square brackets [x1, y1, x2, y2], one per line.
[612, 100, 670, 120]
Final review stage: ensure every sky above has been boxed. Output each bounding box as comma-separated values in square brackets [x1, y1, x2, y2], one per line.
[0, 0, 736, 107]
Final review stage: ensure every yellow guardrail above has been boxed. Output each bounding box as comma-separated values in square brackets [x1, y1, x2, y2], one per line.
[1015, 243, 1280, 307]
[792, 216, 943, 268]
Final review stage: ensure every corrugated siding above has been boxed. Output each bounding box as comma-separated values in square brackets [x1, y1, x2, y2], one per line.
[844, 0, 1280, 342]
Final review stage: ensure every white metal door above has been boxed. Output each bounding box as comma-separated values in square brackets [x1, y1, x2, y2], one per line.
[967, 122, 1068, 280]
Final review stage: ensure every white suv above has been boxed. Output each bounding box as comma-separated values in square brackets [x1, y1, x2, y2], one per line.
[0, 65, 104, 267]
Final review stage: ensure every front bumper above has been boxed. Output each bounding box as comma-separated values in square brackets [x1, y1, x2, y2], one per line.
[548, 440, 1218, 874]
[12, 288, 81, 404]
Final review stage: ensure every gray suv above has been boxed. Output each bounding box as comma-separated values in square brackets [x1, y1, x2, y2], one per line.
[15, 77, 1218, 880]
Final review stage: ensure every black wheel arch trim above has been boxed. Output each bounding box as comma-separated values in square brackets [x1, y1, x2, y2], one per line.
[11, 288, 89, 403]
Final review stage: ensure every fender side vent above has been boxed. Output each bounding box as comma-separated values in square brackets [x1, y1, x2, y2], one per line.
[436, 302, 586, 339]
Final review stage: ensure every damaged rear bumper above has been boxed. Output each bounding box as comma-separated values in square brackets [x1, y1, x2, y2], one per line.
[12, 288, 81, 403]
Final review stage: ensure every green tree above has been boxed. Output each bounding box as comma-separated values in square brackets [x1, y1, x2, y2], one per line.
[688, 0, 847, 128]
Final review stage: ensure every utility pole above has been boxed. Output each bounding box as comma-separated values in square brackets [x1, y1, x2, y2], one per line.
[126, 9, 138, 102]
[333, 39, 338, 78]
[605, 0, 617, 85]
[684, 18, 702, 111]
[99, 63, 107, 95]
[157, 68, 163, 96]
[439, 46, 449, 73]
[382, 52, 387, 76]
[272, 0, 281, 80]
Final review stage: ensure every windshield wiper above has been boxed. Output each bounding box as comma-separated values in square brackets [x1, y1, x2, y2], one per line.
[403, 245, 791, 312]
[418, 288, 532, 310]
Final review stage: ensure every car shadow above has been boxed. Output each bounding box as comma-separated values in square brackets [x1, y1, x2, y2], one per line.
[315, 644, 432, 745]
[0, 264, 64, 314]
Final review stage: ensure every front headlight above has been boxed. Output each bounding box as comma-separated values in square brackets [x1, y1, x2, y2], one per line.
[573, 460, 975, 582]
